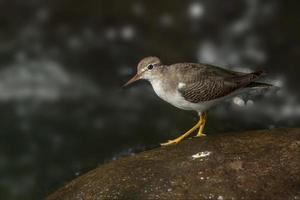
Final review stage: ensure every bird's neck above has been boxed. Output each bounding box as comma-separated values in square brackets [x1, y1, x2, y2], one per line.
[148, 78, 171, 101]
[148, 67, 177, 95]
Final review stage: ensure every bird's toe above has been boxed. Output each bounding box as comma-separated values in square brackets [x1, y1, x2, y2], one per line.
[195, 133, 207, 138]
[160, 140, 179, 146]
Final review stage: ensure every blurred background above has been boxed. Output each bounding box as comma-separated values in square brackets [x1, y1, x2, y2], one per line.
[0, 0, 299, 199]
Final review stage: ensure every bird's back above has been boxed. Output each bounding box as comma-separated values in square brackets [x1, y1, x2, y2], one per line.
[164, 62, 268, 103]
[170, 62, 245, 80]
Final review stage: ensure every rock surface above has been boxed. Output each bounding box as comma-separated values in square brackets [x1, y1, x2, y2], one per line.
[47, 128, 300, 200]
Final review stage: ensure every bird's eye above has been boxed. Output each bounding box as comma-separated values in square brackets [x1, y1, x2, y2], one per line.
[147, 64, 154, 70]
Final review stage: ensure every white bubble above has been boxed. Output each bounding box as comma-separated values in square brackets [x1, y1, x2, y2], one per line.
[268, 124, 275, 129]
[105, 28, 117, 40]
[160, 14, 173, 27]
[68, 36, 82, 49]
[197, 41, 218, 64]
[272, 77, 284, 87]
[121, 26, 135, 40]
[36, 8, 49, 22]
[132, 3, 144, 16]
[246, 100, 254, 106]
[282, 104, 293, 116]
[0, 60, 98, 101]
[233, 97, 245, 106]
[188, 2, 204, 19]
[118, 66, 133, 76]
[15, 51, 27, 62]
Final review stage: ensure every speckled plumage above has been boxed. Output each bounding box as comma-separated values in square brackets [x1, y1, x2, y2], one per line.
[162, 63, 265, 103]
[124, 56, 272, 145]
[125, 56, 270, 113]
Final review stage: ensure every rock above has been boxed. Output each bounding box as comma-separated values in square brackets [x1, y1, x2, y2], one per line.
[46, 128, 300, 200]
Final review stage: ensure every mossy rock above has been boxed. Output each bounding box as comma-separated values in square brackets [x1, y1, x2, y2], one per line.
[47, 128, 300, 200]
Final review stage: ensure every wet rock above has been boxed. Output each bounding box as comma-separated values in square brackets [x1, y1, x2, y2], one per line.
[46, 128, 300, 200]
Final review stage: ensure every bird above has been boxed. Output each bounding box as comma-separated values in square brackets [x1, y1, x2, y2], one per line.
[124, 56, 273, 146]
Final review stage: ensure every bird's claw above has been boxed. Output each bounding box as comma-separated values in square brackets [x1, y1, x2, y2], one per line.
[160, 139, 180, 146]
[194, 133, 207, 138]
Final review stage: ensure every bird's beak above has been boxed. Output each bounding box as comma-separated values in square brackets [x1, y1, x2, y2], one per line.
[123, 73, 141, 87]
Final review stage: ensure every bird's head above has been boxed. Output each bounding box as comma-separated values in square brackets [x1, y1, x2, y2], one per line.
[123, 56, 162, 87]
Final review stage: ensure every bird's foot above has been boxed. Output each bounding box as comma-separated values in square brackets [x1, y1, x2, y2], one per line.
[195, 133, 207, 137]
[161, 138, 183, 146]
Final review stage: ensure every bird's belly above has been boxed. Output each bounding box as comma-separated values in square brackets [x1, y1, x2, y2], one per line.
[151, 81, 217, 112]
[164, 91, 218, 112]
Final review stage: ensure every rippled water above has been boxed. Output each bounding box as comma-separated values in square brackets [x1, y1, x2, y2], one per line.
[0, 0, 299, 199]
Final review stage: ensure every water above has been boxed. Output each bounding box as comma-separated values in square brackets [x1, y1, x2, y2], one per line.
[0, 0, 299, 199]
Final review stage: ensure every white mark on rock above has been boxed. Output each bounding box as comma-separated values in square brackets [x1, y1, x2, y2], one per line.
[217, 196, 224, 200]
[192, 151, 212, 160]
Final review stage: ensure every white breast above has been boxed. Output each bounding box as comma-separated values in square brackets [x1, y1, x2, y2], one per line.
[149, 79, 219, 112]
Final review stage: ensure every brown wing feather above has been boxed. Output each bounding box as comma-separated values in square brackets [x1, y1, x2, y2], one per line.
[179, 78, 237, 102]
[175, 63, 264, 103]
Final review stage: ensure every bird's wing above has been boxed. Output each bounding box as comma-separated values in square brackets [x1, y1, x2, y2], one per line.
[175, 63, 264, 103]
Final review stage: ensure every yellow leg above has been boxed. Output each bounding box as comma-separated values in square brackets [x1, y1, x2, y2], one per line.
[195, 112, 207, 137]
[161, 119, 202, 146]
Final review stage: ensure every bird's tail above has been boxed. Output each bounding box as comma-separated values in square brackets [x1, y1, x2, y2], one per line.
[230, 69, 279, 90]
[246, 70, 280, 89]
[252, 69, 267, 77]
[230, 69, 266, 86]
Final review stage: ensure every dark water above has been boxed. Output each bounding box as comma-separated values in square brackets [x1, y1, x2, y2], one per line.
[0, 0, 299, 199]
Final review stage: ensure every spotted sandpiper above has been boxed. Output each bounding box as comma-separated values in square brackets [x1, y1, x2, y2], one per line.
[124, 56, 272, 146]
